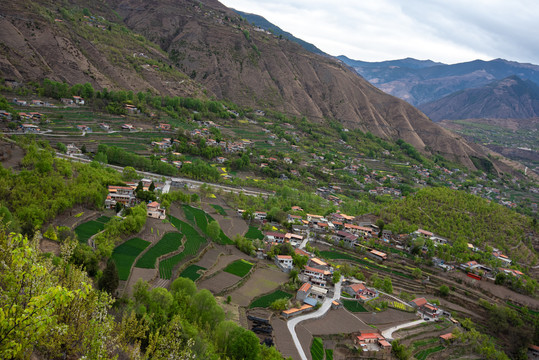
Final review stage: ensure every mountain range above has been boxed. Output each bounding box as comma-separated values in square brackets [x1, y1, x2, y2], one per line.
[419, 76, 539, 121]
[338, 56, 539, 107]
[0, 0, 521, 172]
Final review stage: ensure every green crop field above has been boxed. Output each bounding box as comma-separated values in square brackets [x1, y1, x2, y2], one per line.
[414, 345, 445, 360]
[157, 216, 208, 279]
[310, 337, 324, 360]
[245, 226, 264, 240]
[135, 232, 183, 269]
[325, 349, 333, 360]
[179, 265, 206, 281]
[412, 338, 438, 350]
[211, 204, 227, 216]
[342, 300, 368, 312]
[223, 259, 253, 278]
[75, 218, 110, 243]
[249, 290, 293, 308]
[95, 216, 111, 223]
[112, 238, 151, 280]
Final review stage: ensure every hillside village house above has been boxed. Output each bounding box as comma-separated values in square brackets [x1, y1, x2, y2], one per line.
[104, 185, 137, 209]
[344, 283, 378, 301]
[72, 96, 85, 105]
[147, 201, 166, 219]
[254, 211, 267, 220]
[410, 297, 443, 319]
[354, 332, 392, 353]
[275, 255, 293, 272]
[264, 231, 286, 243]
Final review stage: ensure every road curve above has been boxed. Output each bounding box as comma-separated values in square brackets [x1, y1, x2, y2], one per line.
[381, 319, 425, 340]
[286, 279, 342, 360]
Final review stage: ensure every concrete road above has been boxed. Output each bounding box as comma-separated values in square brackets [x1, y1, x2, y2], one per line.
[381, 319, 425, 340]
[287, 279, 342, 360]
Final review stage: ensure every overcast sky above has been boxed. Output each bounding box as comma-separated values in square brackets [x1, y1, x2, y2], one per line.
[219, 0, 539, 65]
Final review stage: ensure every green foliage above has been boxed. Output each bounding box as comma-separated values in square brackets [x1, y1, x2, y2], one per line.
[0, 230, 130, 358]
[325, 349, 333, 360]
[381, 187, 536, 266]
[439, 284, 450, 297]
[0, 141, 122, 236]
[235, 234, 256, 256]
[332, 270, 341, 284]
[223, 259, 253, 278]
[74, 218, 107, 244]
[56, 142, 67, 154]
[310, 337, 324, 360]
[391, 339, 412, 360]
[269, 297, 289, 311]
[211, 204, 227, 216]
[111, 237, 151, 280]
[249, 290, 293, 308]
[412, 267, 422, 279]
[93, 203, 147, 258]
[207, 220, 221, 240]
[98, 259, 119, 294]
[135, 232, 183, 269]
[179, 264, 206, 281]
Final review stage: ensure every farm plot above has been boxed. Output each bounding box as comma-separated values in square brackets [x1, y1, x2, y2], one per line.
[245, 226, 264, 240]
[135, 232, 183, 269]
[414, 345, 445, 360]
[211, 204, 227, 216]
[249, 290, 293, 309]
[183, 205, 234, 245]
[230, 268, 289, 306]
[75, 216, 111, 243]
[112, 238, 151, 281]
[157, 216, 208, 279]
[197, 271, 242, 294]
[224, 259, 253, 277]
[325, 349, 333, 360]
[320, 250, 413, 279]
[342, 300, 368, 312]
[310, 337, 324, 360]
[179, 265, 206, 281]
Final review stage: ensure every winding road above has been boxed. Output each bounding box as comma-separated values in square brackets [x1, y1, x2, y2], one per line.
[286, 279, 342, 360]
[381, 319, 425, 340]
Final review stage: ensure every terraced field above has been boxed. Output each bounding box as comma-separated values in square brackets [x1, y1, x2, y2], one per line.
[179, 264, 206, 281]
[182, 205, 233, 244]
[342, 299, 368, 312]
[245, 226, 264, 240]
[249, 290, 293, 309]
[112, 237, 151, 280]
[310, 337, 324, 360]
[157, 216, 208, 279]
[74, 216, 111, 244]
[135, 232, 183, 269]
[224, 259, 253, 277]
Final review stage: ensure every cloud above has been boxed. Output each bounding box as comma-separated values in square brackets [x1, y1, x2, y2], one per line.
[219, 0, 539, 64]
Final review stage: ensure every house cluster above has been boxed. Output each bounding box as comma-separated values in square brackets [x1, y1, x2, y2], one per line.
[76, 125, 92, 133]
[18, 112, 44, 123]
[0, 110, 12, 121]
[61, 96, 85, 106]
[104, 179, 165, 216]
[410, 297, 444, 320]
[343, 281, 378, 302]
[354, 331, 392, 354]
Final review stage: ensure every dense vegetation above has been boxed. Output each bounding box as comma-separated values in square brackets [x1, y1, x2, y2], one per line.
[381, 187, 538, 266]
[0, 138, 122, 235]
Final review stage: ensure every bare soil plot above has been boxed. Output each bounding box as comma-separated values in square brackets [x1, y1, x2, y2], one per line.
[39, 238, 60, 256]
[137, 217, 176, 244]
[195, 247, 223, 268]
[0, 140, 24, 168]
[301, 308, 371, 335]
[124, 267, 157, 296]
[354, 308, 418, 328]
[202, 201, 248, 240]
[271, 317, 301, 360]
[51, 206, 100, 229]
[229, 267, 288, 306]
[197, 271, 242, 294]
[203, 246, 253, 277]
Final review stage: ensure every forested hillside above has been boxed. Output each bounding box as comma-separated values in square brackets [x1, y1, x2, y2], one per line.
[380, 187, 538, 267]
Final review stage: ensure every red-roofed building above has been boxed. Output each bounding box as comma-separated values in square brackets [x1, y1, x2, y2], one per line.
[147, 201, 166, 219]
[439, 333, 454, 342]
[264, 232, 286, 243]
[344, 283, 378, 300]
[354, 331, 391, 352]
[296, 282, 311, 301]
[275, 255, 293, 272]
[410, 297, 442, 319]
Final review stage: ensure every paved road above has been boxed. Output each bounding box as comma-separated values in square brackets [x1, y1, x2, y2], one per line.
[287, 279, 342, 360]
[381, 319, 425, 340]
[55, 153, 273, 198]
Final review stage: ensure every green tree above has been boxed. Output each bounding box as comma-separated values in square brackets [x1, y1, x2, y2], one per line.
[412, 267, 422, 279]
[207, 220, 221, 241]
[122, 166, 138, 181]
[98, 259, 119, 295]
[439, 285, 450, 297]
[270, 298, 289, 311]
[56, 142, 67, 154]
[332, 270, 341, 284]
[382, 276, 393, 294]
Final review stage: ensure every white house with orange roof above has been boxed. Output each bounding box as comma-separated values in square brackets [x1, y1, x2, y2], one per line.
[147, 201, 166, 219]
[275, 255, 293, 272]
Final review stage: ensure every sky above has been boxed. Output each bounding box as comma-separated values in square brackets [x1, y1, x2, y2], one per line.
[219, 0, 539, 65]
